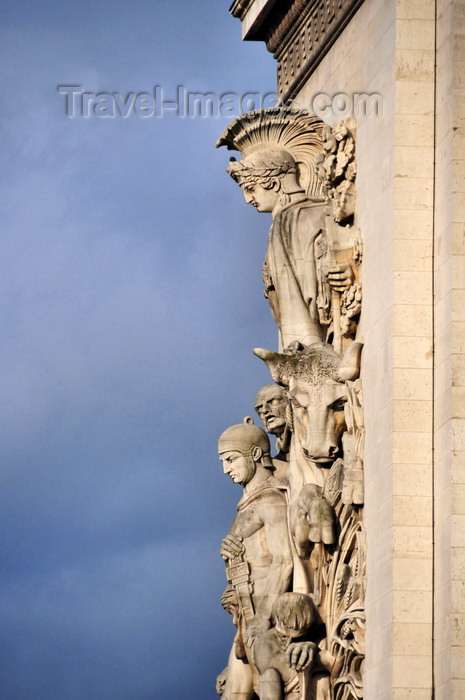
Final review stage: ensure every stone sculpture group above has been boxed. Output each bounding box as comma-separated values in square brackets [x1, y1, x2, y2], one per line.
[214, 109, 365, 700]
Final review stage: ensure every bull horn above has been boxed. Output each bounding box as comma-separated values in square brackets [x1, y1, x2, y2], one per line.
[338, 341, 363, 381]
[253, 347, 283, 382]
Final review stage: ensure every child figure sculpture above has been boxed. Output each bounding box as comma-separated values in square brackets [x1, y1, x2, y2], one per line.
[253, 592, 330, 700]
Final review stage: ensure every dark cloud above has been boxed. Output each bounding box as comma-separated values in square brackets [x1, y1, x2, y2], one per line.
[0, 2, 277, 698]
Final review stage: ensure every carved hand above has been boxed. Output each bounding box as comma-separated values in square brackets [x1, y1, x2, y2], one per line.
[286, 641, 318, 671]
[221, 585, 238, 614]
[215, 667, 228, 695]
[293, 514, 312, 558]
[220, 534, 245, 561]
[326, 262, 354, 293]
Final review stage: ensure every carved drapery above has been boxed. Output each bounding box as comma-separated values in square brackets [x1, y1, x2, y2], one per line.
[215, 109, 364, 699]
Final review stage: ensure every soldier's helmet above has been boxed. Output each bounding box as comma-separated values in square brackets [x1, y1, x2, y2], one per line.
[218, 417, 273, 469]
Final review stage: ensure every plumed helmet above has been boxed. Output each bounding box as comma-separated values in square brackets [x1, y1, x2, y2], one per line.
[218, 417, 273, 468]
[216, 107, 326, 197]
[226, 147, 298, 186]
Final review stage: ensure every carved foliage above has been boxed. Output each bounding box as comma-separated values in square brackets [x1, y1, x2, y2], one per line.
[217, 110, 363, 351]
[216, 112, 365, 699]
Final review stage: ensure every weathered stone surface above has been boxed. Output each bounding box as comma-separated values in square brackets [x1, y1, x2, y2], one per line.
[217, 418, 294, 698]
[217, 109, 361, 352]
[255, 383, 291, 463]
[230, 0, 368, 102]
[215, 108, 365, 699]
[216, 0, 465, 696]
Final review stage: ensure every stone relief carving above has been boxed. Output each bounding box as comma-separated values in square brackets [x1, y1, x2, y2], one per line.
[216, 109, 360, 353]
[254, 384, 291, 464]
[253, 342, 363, 494]
[215, 109, 365, 699]
[217, 417, 294, 699]
[253, 592, 330, 700]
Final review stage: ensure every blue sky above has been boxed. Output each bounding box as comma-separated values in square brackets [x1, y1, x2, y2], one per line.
[0, 2, 280, 698]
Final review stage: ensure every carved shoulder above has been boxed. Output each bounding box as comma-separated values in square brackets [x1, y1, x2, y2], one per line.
[255, 485, 289, 516]
[253, 629, 282, 674]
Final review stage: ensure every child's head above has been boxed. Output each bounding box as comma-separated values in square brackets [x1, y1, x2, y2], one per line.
[271, 592, 317, 639]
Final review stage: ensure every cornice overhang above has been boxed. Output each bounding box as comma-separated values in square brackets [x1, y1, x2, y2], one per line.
[230, 0, 367, 101]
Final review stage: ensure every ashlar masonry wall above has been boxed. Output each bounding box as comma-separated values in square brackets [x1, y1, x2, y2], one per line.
[434, 0, 465, 697]
[293, 0, 438, 696]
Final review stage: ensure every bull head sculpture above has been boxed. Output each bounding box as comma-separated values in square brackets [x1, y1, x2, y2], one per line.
[253, 342, 363, 465]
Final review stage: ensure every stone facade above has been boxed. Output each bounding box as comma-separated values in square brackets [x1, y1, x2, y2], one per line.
[231, 0, 367, 101]
[215, 109, 365, 699]
[434, 0, 465, 696]
[222, 0, 465, 698]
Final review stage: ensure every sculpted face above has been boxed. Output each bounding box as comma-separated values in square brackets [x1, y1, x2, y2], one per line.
[254, 384, 287, 436]
[241, 182, 279, 212]
[274, 618, 306, 640]
[220, 450, 255, 485]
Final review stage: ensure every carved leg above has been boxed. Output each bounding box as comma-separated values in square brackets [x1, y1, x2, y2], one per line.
[221, 642, 255, 700]
[310, 673, 330, 700]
